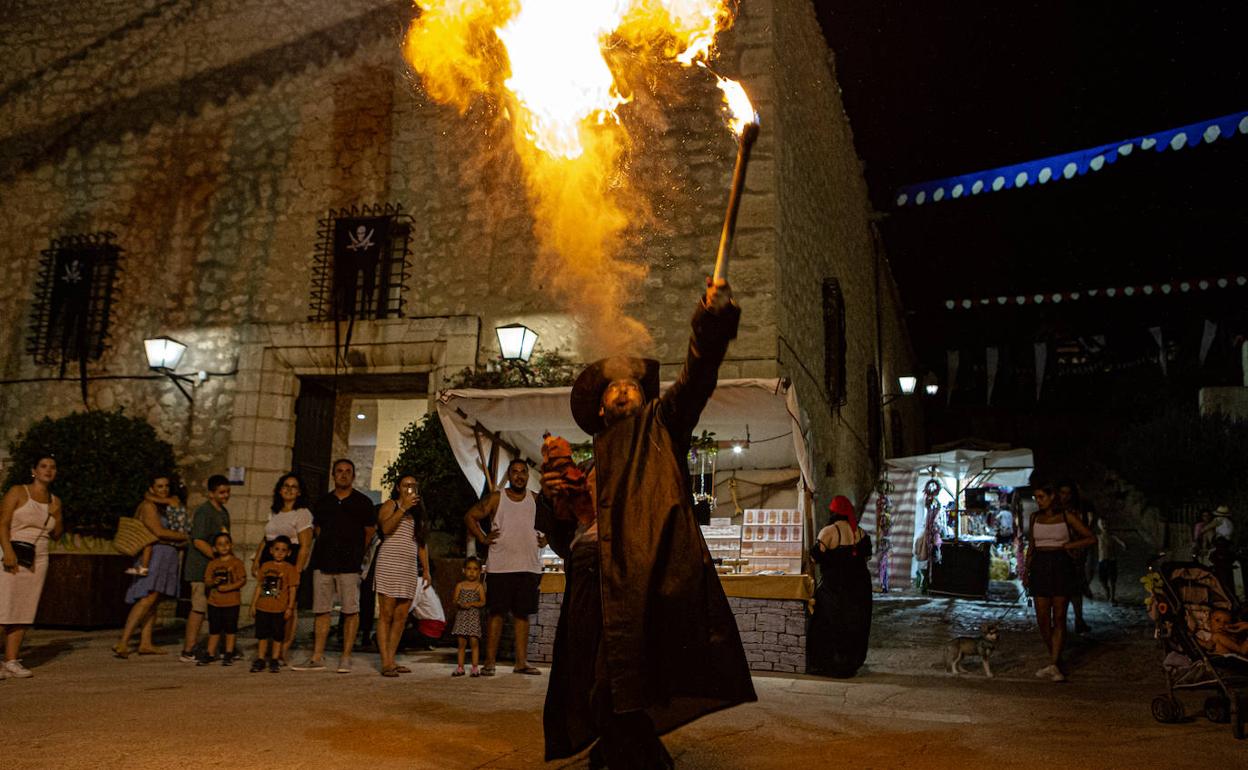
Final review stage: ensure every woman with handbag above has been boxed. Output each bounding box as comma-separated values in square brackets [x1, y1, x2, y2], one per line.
[113, 475, 188, 658]
[0, 453, 63, 679]
[373, 476, 430, 677]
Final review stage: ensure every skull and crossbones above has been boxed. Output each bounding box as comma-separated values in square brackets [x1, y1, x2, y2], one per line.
[61, 259, 83, 284]
[346, 225, 375, 252]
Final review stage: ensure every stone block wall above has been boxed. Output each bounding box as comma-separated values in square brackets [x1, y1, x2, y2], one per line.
[0, 0, 918, 553]
[525, 592, 807, 674]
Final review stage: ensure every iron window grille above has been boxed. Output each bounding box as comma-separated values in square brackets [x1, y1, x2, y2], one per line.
[27, 232, 122, 371]
[309, 203, 412, 322]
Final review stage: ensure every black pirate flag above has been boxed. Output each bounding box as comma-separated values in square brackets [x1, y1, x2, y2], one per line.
[331, 216, 392, 362]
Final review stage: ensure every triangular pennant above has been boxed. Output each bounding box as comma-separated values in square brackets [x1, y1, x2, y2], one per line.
[1034, 342, 1047, 401]
[946, 350, 960, 405]
[985, 346, 999, 405]
[1149, 326, 1167, 376]
[1199, 320, 1217, 366]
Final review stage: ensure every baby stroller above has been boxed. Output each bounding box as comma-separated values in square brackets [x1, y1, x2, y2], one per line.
[1146, 559, 1247, 739]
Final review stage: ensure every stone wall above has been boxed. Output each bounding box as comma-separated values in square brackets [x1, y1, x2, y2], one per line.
[0, 1, 918, 552]
[524, 592, 808, 674]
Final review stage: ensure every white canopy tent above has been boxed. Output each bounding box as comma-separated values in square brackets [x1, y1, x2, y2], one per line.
[867, 448, 1034, 591]
[435, 378, 815, 508]
[885, 448, 1035, 489]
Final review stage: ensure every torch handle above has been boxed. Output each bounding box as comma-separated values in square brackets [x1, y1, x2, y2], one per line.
[714, 124, 759, 284]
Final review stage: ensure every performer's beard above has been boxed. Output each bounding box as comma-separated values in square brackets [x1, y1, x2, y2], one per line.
[600, 398, 643, 426]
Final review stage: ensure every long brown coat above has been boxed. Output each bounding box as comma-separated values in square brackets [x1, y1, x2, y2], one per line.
[543, 300, 757, 759]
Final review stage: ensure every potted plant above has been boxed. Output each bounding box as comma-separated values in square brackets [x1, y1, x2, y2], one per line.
[5, 409, 176, 627]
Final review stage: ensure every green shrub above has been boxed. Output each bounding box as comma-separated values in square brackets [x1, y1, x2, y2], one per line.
[5, 409, 176, 535]
[1115, 405, 1248, 539]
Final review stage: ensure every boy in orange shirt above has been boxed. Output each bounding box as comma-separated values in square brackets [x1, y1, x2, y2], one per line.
[200, 532, 247, 666]
[250, 536, 300, 673]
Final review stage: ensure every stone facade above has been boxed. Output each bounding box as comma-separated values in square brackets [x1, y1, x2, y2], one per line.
[0, 0, 918, 564]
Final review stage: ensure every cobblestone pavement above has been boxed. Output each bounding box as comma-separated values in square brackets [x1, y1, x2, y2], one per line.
[3, 582, 1243, 769]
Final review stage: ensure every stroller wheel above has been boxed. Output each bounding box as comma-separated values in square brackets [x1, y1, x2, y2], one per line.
[1203, 696, 1230, 724]
[1152, 695, 1183, 723]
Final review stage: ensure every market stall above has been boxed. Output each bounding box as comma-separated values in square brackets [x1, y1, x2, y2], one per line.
[877, 448, 1034, 598]
[436, 378, 817, 672]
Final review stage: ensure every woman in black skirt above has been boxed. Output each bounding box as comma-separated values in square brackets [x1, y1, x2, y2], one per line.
[1026, 483, 1096, 682]
[808, 496, 873, 677]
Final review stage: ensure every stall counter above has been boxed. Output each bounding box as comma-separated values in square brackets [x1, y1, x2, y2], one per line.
[529, 571, 812, 673]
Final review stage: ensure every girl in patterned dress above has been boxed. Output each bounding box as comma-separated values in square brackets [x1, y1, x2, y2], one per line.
[451, 556, 486, 677]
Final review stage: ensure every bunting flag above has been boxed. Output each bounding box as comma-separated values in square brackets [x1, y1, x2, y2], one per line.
[946, 349, 959, 405]
[944, 273, 1248, 310]
[1199, 320, 1218, 366]
[1149, 326, 1167, 375]
[985, 346, 999, 405]
[894, 109, 1248, 208]
[1034, 341, 1047, 401]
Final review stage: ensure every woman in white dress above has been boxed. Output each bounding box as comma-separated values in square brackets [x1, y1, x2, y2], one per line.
[0, 454, 63, 679]
[374, 475, 430, 677]
[252, 473, 315, 664]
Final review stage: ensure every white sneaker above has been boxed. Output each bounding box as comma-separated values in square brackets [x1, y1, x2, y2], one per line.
[1050, 668, 1067, 683]
[336, 657, 352, 674]
[3, 660, 33, 678]
[1035, 664, 1056, 679]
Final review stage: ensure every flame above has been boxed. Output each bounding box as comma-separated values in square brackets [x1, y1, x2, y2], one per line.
[712, 72, 758, 137]
[496, 1, 629, 159]
[404, 1, 740, 355]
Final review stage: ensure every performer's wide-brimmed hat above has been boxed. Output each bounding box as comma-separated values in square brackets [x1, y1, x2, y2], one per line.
[1215, 505, 1231, 515]
[570, 357, 660, 435]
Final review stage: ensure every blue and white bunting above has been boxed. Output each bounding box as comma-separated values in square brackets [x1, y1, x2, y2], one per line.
[894, 110, 1248, 208]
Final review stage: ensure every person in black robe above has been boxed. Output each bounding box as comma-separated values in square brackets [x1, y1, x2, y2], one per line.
[807, 495, 873, 678]
[540, 278, 756, 769]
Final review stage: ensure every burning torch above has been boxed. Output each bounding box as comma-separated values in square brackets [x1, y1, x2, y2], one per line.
[712, 76, 760, 284]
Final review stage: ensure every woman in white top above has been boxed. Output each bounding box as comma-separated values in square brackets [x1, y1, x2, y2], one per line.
[0, 454, 64, 679]
[253, 473, 314, 664]
[1025, 482, 1096, 682]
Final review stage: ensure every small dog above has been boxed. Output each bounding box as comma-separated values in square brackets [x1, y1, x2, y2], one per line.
[945, 623, 999, 678]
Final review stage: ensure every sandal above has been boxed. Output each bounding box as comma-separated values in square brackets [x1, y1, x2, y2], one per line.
[479, 666, 496, 677]
[452, 667, 466, 677]
[111, 644, 130, 659]
[137, 647, 167, 656]
[513, 665, 542, 676]
[381, 666, 400, 678]
[395, 665, 411, 674]
[470, 666, 480, 678]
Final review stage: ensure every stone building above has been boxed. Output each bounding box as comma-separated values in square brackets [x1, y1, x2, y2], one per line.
[0, 0, 920, 555]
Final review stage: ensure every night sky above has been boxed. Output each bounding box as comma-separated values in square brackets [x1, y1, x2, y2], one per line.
[815, 1, 1246, 309]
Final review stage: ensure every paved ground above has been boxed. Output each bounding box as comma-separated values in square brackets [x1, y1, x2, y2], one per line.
[3, 588, 1244, 769]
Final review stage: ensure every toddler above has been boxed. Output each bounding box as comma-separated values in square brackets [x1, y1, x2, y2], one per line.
[125, 485, 187, 576]
[200, 532, 246, 665]
[250, 536, 300, 673]
[450, 556, 486, 677]
[1210, 609, 1248, 656]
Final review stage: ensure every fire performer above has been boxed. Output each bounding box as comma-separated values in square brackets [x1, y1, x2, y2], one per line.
[540, 277, 756, 769]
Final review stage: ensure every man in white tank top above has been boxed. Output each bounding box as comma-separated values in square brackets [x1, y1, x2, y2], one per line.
[464, 459, 547, 676]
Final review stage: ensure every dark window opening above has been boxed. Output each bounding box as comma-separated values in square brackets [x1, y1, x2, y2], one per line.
[27, 233, 122, 371]
[309, 203, 412, 322]
[822, 277, 847, 406]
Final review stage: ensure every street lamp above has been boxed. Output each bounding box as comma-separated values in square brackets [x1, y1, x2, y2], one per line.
[144, 336, 187, 372]
[495, 323, 538, 362]
[898, 376, 917, 396]
[144, 336, 193, 402]
[923, 372, 939, 396]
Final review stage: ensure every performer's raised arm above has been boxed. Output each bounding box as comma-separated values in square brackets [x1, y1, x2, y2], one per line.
[659, 277, 740, 436]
